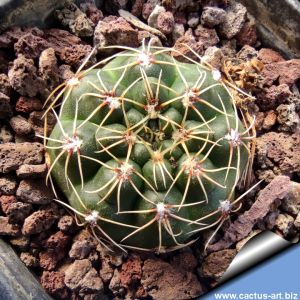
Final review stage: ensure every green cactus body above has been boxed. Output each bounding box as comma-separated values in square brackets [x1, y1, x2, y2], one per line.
[46, 43, 253, 253]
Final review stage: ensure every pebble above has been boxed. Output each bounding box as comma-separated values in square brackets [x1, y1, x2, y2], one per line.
[202, 46, 224, 69]
[20, 252, 39, 267]
[58, 215, 77, 234]
[194, 25, 219, 49]
[275, 214, 295, 237]
[172, 23, 185, 42]
[0, 125, 13, 143]
[281, 182, 300, 215]
[276, 103, 300, 132]
[41, 271, 69, 299]
[0, 73, 12, 96]
[148, 5, 165, 28]
[0, 195, 17, 214]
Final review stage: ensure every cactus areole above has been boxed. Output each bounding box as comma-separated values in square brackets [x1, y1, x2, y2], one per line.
[44, 42, 254, 253]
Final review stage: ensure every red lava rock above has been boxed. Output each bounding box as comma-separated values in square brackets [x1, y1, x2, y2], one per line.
[173, 29, 205, 62]
[236, 16, 257, 47]
[219, 2, 247, 39]
[69, 239, 95, 260]
[0, 73, 12, 96]
[0, 91, 12, 119]
[194, 25, 219, 49]
[237, 45, 258, 61]
[262, 59, 300, 86]
[16, 164, 47, 179]
[99, 258, 114, 284]
[8, 55, 45, 97]
[208, 176, 291, 252]
[156, 11, 175, 35]
[141, 258, 203, 300]
[14, 32, 49, 59]
[0, 175, 17, 195]
[16, 179, 54, 205]
[22, 208, 56, 235]
[120, 255, 142, 288]
[94, 17, 139, 52]
[9, 115, 33, 135]
[281, 182, 300, 215]
[142, 2, 155, 21]
[131, 0, 144, 17]
[46, 231, 71, 251]
[80, 2, 103, 25]
[258, 48, 285, 65]
[262, 110, 277, 130]
[276, 103, 299, 132]
[28, 110, 56, 136]
[39, 250, 64, 271]
[64, 259, 104, 294]
[201, 6, 226, 28]
[256, 84, 291, 111]
[256, 132, 300, 180]
[58, 64, 75, 82]
[7, 202, 32, 224]
[9, 236, 30, 250]
[0, 216, 21, 236]
[20, 251, 39, 267]
[44, 29, 84, 56]
[0, 195, 17, 214]
[58, 215, 77, 233]
[200, 249, 237, 280]
[0, 27, 44, 48]
[0, 142, 44, 173]
[56, 2, 94, 38]
[60, 44, 95, 68]
[171, 250, 198, 272]
[41, 271, 69, 299]
[15, 96, 43, 113]
[109, 269, 125, 297]
[275, 214, 295, 237]
[39, 48, 59, 90]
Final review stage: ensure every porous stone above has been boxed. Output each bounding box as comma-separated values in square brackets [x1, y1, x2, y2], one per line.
[0, 176, 17, 195]
[219, 2, 247, 39]
[0, 91, 12, 119]
[64, 259, 104, 293]
[46, 231, 71, 252]
[236, 15, 257, 46]
[22, 208, 56, 235]
[39, 48, 59, 91]
[148, 5, 165, 28]
[9, 115, 33, 135]
[202, 46, 224, 69]
[58, 215, 77, 233]
[0, 142, 44, 173]
[281, 182, 300, 215]
[200, 249, 237, 280]
[94, 17, 139, 53]
[16, 164, 47, 179]
[69, 239, 95, 259]
[41, 271, 69, 299]
[0, 195, 17, 214]
[258, 48, 285, 65]
[16, 179, 54, 205]
[141, 258, 203, 299]
[15, 97, 43, 113]
[201, 6, 226, 28]
[119, 255, 142, 288]
[0, 125, 13, 143]
[7, 202, 32, 224]
[0, 73, 12, 96]
[20, 252, 39, 267]
[187, 12, 200, 28]
[156, 11, 175, 35]
[0, 216, 20, 236]
[8, 55, 45, 97]
[14, 32, 49, 59]
[275, 214, 295, 237]
[194, 25, 219, 49]
[276, 103, 299, 133]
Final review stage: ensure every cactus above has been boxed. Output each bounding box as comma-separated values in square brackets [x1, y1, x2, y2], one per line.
[43, 41, 255, 253]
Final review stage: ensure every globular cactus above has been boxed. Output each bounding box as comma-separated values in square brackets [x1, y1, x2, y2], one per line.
[43, 41, 255, 253]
